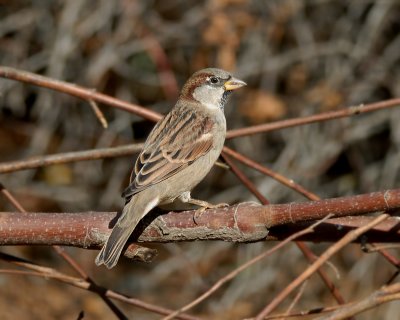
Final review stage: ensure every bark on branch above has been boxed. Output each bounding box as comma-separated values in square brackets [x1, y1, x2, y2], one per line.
[1, 189, 400, 261]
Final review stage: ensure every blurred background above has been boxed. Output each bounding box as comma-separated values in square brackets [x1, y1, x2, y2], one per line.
[1, 1, 400, 319]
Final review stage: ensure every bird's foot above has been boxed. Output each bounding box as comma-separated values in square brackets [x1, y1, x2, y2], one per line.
[192, 201, 229, 224]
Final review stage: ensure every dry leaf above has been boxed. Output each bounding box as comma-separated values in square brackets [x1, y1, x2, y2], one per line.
[307, 82, 344, 111]
[240, 90, 287, 124]
[42, 164, 73, 186]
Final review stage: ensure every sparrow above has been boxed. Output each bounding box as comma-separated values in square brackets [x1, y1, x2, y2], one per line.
[95, 68, 246, 269]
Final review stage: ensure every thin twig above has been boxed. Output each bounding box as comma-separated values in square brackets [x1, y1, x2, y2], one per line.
[89, 99, 108, 128]
[283, 281, 308, 319]
[222, 153, 347, 305]
[222, 146, 320, 200]
[364, 244, 400, 253]
[162, 215, 332, 320]
[262, 303, 354, 319]
[0, 253, 199, 320]
[0, 66, 161, 121]
[223, 147, 400, 276]
[316, 283, 400, 320]
[1, 66, 400, 319]
[221, 152, 269, 204]
[226, 99, 400, 139]
[0, 184, 129, 320]
[255, 214, 389, 319]
[0, 143, 143, 174]
[1, 66, 399, 141]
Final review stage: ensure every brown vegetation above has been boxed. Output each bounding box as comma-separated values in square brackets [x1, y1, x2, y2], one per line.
[1, 1, 400, 319]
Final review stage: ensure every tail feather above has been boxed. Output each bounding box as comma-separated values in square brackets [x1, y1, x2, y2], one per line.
[95, 223, 137, 269]
[96, 195, 156, 269]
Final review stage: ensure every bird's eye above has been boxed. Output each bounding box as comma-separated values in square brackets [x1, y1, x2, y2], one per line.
[209, 76, 219, 84]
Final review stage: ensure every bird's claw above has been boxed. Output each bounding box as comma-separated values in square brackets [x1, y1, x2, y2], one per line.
[192, 202, 229, 224]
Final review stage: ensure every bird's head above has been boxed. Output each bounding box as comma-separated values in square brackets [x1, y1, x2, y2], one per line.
[180, 68, 246, 110]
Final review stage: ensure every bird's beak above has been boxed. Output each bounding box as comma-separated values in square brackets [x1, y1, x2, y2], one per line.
[224, 77, 247, 91]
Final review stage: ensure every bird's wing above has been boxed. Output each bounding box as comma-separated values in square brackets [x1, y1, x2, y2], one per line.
[122, 104, 214, 200]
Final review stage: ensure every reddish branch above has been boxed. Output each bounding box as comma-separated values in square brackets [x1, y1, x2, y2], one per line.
[222, 153, 347, 305]
[1, 66, 400, 141]
[1, 189, 400, 251]
[223, 147, 320, 200]
[0, 144, 143, 174]
[2, 66, 400, 318]
[255, 214, 390, 319]
[0, 66, 161, 121]
[162, 215, 331, 320]
[0, 184, 130, 319]
[226, 98, 400, 139]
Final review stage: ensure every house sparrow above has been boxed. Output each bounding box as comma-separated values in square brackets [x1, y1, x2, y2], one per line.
[95, 68, 246, 269]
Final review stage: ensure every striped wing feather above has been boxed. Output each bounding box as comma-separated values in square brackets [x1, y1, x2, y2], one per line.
[122, 104, 214, 200]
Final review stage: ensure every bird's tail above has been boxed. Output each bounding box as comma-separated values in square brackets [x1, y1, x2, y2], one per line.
[95, 194, 157, 269]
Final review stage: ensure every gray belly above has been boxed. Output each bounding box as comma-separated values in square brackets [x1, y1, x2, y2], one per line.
[156, 111, 226, 204]
[156, 146, 221, 204]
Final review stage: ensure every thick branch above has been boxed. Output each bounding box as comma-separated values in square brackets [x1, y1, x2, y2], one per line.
[1, 189, 400, 250]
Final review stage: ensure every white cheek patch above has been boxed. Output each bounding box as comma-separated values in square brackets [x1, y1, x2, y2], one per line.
[193, 85, 224, 109]
[202, 102, 220, 110]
